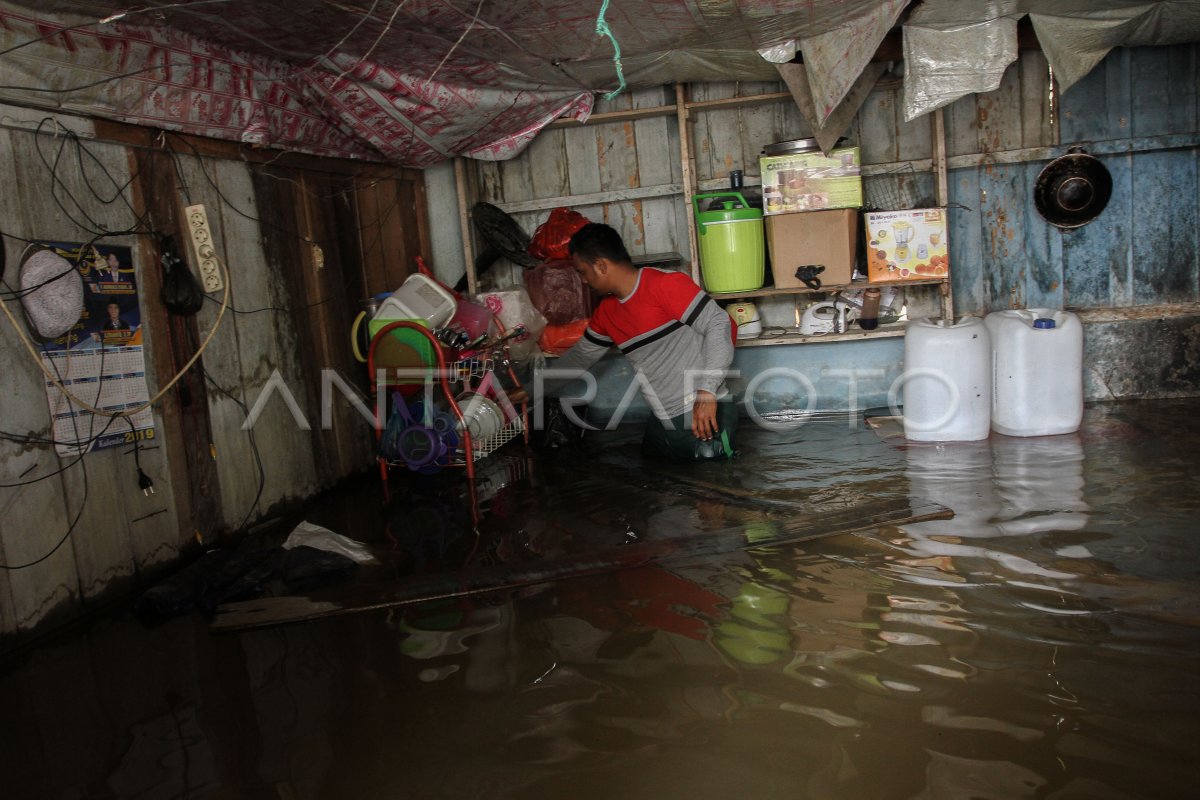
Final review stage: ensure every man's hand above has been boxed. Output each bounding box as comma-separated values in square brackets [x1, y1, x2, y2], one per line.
[692, 390, 719, 440]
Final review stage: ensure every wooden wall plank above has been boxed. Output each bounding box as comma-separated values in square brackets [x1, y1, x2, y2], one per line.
[1020, 162, 1064, 309]
[498, 152, 535, 205]
[355, 181, 388, 292]
[175, 155, 259, 532]
[1104, 48, 1134, 142]
[124, 151, 188, 572]
[212, 160, 318, 520]
[977, 64, 1025, 154]
[859, 85, 900, 164]
[690, 82, 740, 182]
[563, 122, 602, 197]
[1018, 49, 1054, 149]
[948, 167, 986, 315]
[1068, 151, 1134, 308]
[302, 172, 369, 477]
[8, 132, 141, 605]
[526, 127, 569, 199]
[1167, 44, 1199, 134]
[895, 86, 933, 163]
[736, 81, 781, 175]
[1131, 47, 1172, 138]
[595, 117, 643, 250]
[1131, 150, 1198, 305]
[943, 92, 980, 159]
[978, 163, 1025, 309]
[632, 86, 674, 253]
[378, 178, 413, 286]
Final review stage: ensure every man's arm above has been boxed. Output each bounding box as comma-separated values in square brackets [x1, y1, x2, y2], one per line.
[686, 297, 734, 439]
[534, 324, 611, 399]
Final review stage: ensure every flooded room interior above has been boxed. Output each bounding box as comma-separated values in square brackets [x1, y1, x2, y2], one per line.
[1, 2, 1198, 798]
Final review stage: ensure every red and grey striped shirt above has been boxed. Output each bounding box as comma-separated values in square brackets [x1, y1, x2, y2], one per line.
[547, 268, 734, 419]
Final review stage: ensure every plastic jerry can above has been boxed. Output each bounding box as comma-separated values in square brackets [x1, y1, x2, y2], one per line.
[984, 309, 1083, 437]
[374, 273, 457, 329]
[902, 316, 991, 441]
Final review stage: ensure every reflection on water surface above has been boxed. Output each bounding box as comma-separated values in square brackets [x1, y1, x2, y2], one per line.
[2, 401, 1198, 799]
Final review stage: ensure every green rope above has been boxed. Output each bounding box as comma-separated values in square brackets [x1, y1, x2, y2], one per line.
[595, 0, 626, 101]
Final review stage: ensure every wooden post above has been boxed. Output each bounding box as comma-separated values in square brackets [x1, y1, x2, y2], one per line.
[932, 108, 954, 320]
[454, 157, 477, 294]
[932, 108, 949, 207]
[675, 82, 700, 283]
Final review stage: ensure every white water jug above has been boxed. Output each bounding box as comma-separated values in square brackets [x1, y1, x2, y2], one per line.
[902, 316, 991, 442]
[985, 309, 1083, 437]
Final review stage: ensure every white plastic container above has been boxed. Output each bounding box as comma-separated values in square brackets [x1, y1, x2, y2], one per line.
[985, 309, 1083, 437]
[902, 316, 991, 441]
[373, 273, 456, 329]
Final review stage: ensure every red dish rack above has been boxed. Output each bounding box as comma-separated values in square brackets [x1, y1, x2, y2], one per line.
[367, 320, 529, 497]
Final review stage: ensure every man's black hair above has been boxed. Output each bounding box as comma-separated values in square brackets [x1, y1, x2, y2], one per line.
[568, 222, 632, 265]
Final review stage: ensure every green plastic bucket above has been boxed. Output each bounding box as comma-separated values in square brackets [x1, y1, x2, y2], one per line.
[693, 192, 765, 293]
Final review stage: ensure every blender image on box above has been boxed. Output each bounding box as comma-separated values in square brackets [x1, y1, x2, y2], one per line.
[864, 209, 949, 283]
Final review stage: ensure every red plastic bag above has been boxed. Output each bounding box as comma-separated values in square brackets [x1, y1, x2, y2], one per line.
[539, 319, 589, 355]
[528, 208, 589, 262]
[524, 259, 593, 325]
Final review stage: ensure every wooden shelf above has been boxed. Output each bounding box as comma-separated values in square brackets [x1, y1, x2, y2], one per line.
[709, 277, 948, 301]
[736, 323, 907, 347]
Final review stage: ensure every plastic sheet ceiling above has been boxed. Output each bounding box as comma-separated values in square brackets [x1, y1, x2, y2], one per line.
[1, 1, 1198, 167]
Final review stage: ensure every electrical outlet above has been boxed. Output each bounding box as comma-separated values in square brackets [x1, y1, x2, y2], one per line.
[183, 203, 223, 292]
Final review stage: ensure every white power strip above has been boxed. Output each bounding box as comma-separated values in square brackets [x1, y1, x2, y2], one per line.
[183, 203, 224, 292]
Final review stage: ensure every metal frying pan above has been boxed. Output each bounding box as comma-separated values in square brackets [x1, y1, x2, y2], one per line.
[1034, 147, 1113, 229]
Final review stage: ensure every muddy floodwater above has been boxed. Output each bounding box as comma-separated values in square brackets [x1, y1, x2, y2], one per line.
[2, 400, 1198, 799]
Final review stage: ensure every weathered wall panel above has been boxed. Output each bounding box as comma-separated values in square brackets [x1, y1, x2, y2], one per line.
[949, 45, 1200, 318]
[0, 115, 429, 648]
[454, 46, 1198, 414]
[0, 128, 180, 630]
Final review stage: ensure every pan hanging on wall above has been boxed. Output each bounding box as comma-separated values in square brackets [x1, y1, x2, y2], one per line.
[1034, 147, 1113, 229]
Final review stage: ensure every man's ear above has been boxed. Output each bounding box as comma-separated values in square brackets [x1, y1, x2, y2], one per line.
[591, 257, 611, 275]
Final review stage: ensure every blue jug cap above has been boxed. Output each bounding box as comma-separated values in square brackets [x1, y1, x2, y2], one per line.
[1033, 318, 1056, 329]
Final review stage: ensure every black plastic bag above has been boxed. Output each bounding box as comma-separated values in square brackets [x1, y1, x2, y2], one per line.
[159, 236, 204, 315]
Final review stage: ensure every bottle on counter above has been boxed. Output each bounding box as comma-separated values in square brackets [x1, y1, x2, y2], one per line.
[859, 287, 881, 330]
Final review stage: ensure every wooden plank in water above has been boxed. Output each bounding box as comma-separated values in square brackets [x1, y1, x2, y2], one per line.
[211, 496, 952, 632]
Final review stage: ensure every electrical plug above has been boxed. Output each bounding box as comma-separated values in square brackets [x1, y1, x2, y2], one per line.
[137, 467, 155, 496]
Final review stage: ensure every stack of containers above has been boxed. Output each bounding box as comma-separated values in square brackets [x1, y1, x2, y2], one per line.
[759, 139, 862, 290]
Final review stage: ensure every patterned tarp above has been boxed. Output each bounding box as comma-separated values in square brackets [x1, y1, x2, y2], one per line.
[1, 1, 1197, 166]
[0, 0, 893, 165]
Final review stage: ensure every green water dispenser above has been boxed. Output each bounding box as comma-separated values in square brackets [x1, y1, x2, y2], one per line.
[692, 192, 764, 293]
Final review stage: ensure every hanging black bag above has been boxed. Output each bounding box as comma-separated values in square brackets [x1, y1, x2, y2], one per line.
[159, 235, 204, 316]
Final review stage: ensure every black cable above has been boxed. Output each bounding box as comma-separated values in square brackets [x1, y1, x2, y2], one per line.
[0, 342, 108, 570]
[162, 133, 321, 246]
[200, 292, 332, 315]
[32, 120, 158, 240]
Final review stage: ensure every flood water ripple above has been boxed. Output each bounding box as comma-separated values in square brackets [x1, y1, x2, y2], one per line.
[2, 400, 1199, 799]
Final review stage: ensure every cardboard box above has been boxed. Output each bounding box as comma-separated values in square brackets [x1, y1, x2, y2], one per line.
[766, 209, 858, 289]
[760, 145, 862, 214]
[864, 208, 949, 283]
